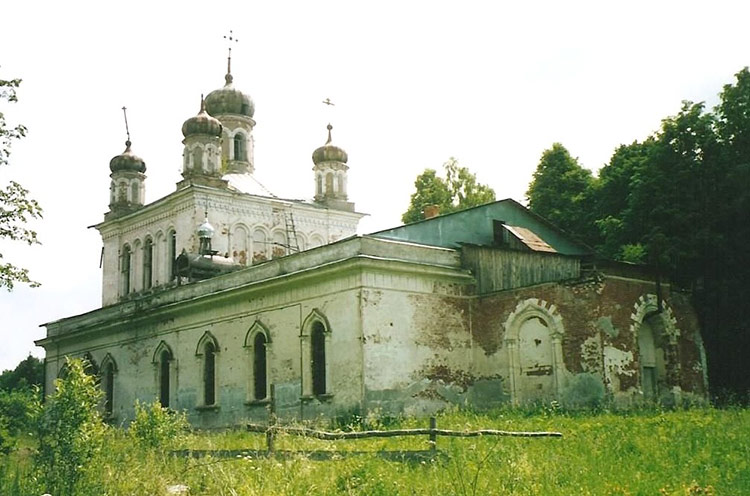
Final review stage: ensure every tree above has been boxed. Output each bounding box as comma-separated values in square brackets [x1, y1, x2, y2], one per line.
[35, 358, 105, 496]
[0, 74, 42, 290]
[402, 158, 495, 223]
[526, 143, 595, 242]
[0, 354, 43, 391]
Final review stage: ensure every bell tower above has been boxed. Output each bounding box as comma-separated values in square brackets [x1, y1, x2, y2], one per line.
[204, 31, 256, 175]
[106, 107, 146, 221]
[312, 124, 354, 212]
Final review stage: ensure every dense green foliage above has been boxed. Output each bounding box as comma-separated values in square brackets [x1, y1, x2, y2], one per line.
[34, 358, 106, 495]
[402, 158, 495, 223]
[526, 68, 750, 398]
[1, 407, 748, 495]
[0, 354, 43, 392]
[0, 74, 42, 290]
[130, 399, 189, 449]
[526, 143, 596, 243]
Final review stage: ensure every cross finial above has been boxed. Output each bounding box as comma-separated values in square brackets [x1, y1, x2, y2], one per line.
[122, 106, 131, 147]
[223, 30, 239, 84]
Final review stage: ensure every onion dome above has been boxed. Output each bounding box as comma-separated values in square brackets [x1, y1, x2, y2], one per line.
[197, 217, 215, 239]
[205, 72, 255, 118]
[182, 96, 223, 138]
[109, 140, 146, 173]
[312, 124, 348, 165]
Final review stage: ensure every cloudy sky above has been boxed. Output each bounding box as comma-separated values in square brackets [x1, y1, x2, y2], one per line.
[1, 0, 748, 372]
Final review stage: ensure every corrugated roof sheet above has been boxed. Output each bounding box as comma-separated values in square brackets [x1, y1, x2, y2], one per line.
[504, 225, 557, 253]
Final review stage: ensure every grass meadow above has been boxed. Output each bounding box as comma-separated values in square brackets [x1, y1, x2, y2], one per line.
[2, 406, 749, 495]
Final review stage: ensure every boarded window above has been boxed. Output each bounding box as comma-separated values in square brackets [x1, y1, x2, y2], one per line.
[253, 333, 267, 400]
[204, 341, 216, 406]
[311, 322, 326, 396]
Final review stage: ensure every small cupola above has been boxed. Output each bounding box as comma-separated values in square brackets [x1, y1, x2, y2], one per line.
[106, 108, 148, 221]
[109, 140, 146, 173]
[182, 96, 223, 138]
[312, 124, 348, 165]
[197, 216, 216, 256]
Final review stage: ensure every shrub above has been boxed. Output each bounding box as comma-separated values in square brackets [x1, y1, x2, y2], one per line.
[35, 357, 106, 496]
[129, 400, 189, 450]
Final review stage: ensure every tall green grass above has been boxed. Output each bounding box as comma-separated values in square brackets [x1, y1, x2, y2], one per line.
[2, 407, 748, 495]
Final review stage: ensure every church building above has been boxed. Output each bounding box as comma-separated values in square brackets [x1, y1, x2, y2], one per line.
[37, 56, 708, 427]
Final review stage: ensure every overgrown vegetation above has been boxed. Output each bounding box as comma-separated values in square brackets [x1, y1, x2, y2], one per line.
[0, 360, 747, 495]
[1, 404, 747, 495]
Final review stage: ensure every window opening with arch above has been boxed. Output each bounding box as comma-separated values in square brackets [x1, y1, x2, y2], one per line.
[121, 245, 131, 295]
[153, 342, 174, 408]
[301, 310, 332, 397]
[168, 230, 177, 280]
[311, 322, 327, 396]
[244, 322, 270, 402]
[234, 133, 246, 161]
[196, 332, 219, 407]
[143, 237, 153, 289]
[100, 354, 117, 417]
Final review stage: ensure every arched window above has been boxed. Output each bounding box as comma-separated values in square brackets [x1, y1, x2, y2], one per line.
[245, 322, 270, 402]
[253, 333, 267, 400]
[143, 237, 153, 290]
[100, 354, 117, 418]
[311, 322, 327, 396]
[196, 332, 219, 406]
[130, 182, 139, 203]
[301, 310, 331, 397]
[204, 341, 216, 405]
[121, 245, 131, 296]
[194, 146, 204, 172]
[234, 134, 246, 161]
[325, 172, 334, 196]
[153, 343, 174, 409]
[167, 229, 177, 280]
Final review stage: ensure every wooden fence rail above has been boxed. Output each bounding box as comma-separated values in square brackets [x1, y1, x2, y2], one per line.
[247, 417, 562, 454]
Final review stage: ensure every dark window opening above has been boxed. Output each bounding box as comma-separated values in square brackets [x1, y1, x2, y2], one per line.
[204, 341, 216, 405]
[493, 220, 509, 246]
[234, 134, 246, 161]
[253, 333, 267, 400]
[168, 230, 177, 280]
[104, 363, 115, 416]
[311, 322, 326, 396]
[143, 238, 153, 289]
[159, 350, 171, 408]
[121, 245, 131, 295]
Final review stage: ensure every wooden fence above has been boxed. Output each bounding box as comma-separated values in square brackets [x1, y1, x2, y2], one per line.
[247, 416, 562, 454]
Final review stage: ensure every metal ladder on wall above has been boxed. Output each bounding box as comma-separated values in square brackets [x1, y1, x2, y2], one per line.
[285, 207, 300, 254]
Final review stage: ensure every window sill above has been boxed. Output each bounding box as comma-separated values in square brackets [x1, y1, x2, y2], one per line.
[244, 398, 270, 407]
[300, 393, 334, 403]
[195, 404, 220, 412]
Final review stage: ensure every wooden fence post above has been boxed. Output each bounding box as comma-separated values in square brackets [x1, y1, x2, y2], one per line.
[429, 416, 437, 453]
